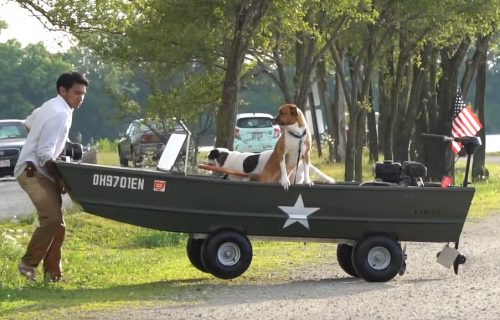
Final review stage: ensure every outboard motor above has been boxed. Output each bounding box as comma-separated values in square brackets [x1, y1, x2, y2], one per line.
[401, 161, 427, 186]
[374, 160, 427, 186]
[64, 142, 83, 161]
[374, 160, 402, 183]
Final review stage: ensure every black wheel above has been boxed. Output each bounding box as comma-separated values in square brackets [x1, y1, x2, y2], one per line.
[336, 243, 358, 277]
[186, 236, 208, 273]
[201, 229, 252, 280]
[118, 148, 129, 167]
[351, 235, 403, 282]
[132, 149, 140, 167]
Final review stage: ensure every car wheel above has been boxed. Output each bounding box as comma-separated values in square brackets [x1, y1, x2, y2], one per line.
[201, 229, 252, 280]
[336, 243, 358, 277]
[351, 235, 403, 282]
[132, 149, 140, 167]
[118, 147, 128, 167]
[186, 236, 208, 273]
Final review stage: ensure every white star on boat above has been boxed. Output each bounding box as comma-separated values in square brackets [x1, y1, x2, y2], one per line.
[278, 194, 320, 230]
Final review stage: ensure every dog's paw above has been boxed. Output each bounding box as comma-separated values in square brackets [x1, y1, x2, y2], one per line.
[304, 180, 314, 187]
[281, 176, 291, 191]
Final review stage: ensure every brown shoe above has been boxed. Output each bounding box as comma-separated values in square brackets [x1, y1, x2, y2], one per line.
[18, 262, 36, 280]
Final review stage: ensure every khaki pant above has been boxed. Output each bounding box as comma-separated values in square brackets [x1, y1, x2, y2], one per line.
[17, 171, 65, 277]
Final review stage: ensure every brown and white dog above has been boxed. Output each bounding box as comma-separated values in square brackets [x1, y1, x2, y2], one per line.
[259, 104, 313, 190]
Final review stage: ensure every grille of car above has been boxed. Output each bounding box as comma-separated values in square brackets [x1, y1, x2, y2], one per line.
[0, 148, 20, 157]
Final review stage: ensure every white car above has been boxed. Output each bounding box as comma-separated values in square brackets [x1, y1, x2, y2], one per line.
[0, 119, 27, 177]
[233, 113, 281, 153]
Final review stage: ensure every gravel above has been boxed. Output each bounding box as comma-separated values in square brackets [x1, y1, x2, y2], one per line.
[90, 213, 500, 320]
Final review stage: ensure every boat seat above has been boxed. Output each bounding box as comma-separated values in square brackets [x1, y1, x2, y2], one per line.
[157, 133, 188, 172]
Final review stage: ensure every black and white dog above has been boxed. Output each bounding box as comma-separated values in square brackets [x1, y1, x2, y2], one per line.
[207, 148, 272, 181]
[206, 147, 335, 184]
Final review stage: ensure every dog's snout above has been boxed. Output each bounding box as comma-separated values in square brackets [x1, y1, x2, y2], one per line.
[272, 113, 282, 125]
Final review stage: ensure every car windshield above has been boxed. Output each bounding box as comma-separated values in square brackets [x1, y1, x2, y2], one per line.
[138, 120, 184, 133]
[0, 122, 27, 140]
[237, 117, 273, 129]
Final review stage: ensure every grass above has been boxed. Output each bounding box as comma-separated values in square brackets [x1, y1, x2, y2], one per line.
[1, 147, 499, 319]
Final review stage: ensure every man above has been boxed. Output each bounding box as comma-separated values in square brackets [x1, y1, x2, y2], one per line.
[14, 71, 89, 282]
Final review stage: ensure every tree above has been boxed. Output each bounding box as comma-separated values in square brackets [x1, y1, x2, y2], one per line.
[15, 0, 272, 150]
[0, 40, 71, 119]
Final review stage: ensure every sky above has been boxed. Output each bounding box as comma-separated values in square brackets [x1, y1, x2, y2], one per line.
[0, 0, 72, 52]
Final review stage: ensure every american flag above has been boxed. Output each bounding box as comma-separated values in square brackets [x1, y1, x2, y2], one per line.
[451, 90, 482, 154]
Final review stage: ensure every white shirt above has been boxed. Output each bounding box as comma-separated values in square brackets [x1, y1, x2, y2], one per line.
[14, 95, 73, 180]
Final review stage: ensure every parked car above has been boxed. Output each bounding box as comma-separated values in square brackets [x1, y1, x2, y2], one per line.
[0, 119, 28, 177]
[233, 113, 281, 153]
[118, 119, 185, 167]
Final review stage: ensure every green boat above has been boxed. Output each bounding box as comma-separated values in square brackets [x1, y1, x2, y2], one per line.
[55, 132, 479, 282]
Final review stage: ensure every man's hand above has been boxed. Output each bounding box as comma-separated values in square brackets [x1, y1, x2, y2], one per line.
[56, 177, 69, 194]
[46, 160, 69, 194]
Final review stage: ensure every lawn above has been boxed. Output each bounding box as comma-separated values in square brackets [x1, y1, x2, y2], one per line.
[1, 147, 499, 319]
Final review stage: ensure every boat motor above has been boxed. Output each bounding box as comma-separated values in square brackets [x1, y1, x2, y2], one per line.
[63, 142, 83, 161]
[420, 133, 482, 187]
[421, 133, 481, 275]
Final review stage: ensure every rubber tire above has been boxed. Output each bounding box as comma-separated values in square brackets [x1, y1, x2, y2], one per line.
[118, 148, 129, 167]
[336, 243, 358, 277]
[186, 236, 208, 273]
[351, 235, 403, 282]
[201, 230, 252, 280]
[132, 149, 140, 167]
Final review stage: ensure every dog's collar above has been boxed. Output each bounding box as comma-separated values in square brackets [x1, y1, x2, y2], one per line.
[287, 128, 307, 140]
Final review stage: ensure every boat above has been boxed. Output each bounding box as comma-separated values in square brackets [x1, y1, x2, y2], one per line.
[55, 130, 480, 282]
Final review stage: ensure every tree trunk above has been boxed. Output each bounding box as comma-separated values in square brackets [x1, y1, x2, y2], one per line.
[394, 45, 430, 162]
[334, 71, 347, 162]
[367, 86, 378, 162]
[215, 37, 245, 148]
[425, 39, 470, 181]
[411, 45, 432, 162]
[214, 0, 271, 148]
[387, 41, 408, 161]
[317, 58, 336, 162]
[378, 69, 389, 156]
[355, 109, 366, 181]
[472, 34, 490, 182]
[381, 48, 394, 160]
[460, 41, 483, 98]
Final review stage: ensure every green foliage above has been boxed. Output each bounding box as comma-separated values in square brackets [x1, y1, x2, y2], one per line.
[96, 138, 118, 153]
[0, 41, 71, 118]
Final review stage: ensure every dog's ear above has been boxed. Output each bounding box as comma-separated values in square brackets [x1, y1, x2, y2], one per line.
[289, 104, 298, 117]
[207, 149, 220, 160]
[217, 152, 229, 166]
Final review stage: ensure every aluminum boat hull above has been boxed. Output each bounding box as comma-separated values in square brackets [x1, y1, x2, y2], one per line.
[56, 162, 475, 243]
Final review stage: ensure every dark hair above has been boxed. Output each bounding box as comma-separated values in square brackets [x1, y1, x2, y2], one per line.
[56, 71, 89, 94]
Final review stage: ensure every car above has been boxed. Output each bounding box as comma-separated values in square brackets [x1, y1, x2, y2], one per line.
[0, 119, 28, 177]
[233, 113, 281, 153]
[118, 119, 185, 167]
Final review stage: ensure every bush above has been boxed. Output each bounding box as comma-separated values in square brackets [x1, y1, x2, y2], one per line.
[96, 138, 119, 153]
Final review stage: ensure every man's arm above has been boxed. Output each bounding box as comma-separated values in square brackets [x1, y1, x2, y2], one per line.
[45, 160, 68, 194]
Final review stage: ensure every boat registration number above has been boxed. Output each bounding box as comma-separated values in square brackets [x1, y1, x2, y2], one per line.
[92, 174, 144, 190]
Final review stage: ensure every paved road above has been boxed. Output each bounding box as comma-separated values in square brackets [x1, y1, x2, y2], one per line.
[0, 176, 73, 220]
